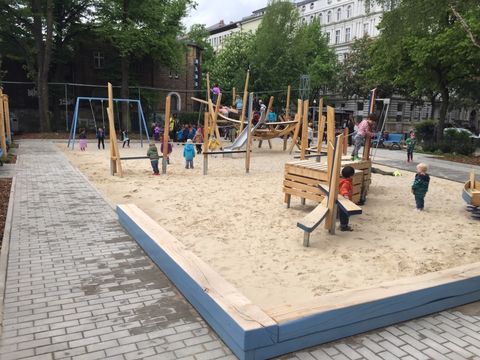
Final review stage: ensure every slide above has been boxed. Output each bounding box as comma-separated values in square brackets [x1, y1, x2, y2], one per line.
[223, 118, 264, 151]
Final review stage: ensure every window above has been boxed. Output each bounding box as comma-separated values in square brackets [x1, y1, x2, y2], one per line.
[93, 52, 104, 69]
[169, 70, 179, 79]
[363, 23, 369, 35]
[335, 29, 341, 44]
[302, 5, 306, 12]
[310, 15, 314, 21]
[397, 103, 403, 112]
[336, 8, 341, 21]
[327, 10, 332, 23]
[328, 0, 332, 3]
[319, 12, 323, 24]
[345, 27, 351, 42]
[302, 17, 306, 23]
[346, 5, 352, 18]
[326, 32, 331, 43]
[357, 102, 364, 111]
[310, 2, 314, 9]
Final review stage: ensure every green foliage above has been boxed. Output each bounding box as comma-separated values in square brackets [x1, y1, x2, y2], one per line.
[95, 0, 192, 67]
[337, 36, 376, 98]
[209, 31, 254, 95]
[442, 129, 475, 155]
[414, 120, 436, 142]
[369, 0, 480, 140]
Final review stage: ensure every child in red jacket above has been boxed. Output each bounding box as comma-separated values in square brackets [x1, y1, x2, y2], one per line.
[339, 166, 355, 231]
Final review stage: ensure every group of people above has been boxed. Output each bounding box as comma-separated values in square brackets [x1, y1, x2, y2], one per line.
[77, 127, 131, 151]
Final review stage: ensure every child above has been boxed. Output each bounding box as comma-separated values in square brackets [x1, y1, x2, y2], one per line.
[338, 166, 355, 231]
[153, 125, 161, 141]
[160, 139, 173, 164]
[307, 123, 314, 148]
[79, 129, 87, 151]
[96, 127, 105, 149]
[147, 142, 160, 175]
[122, 129, 130, 148]
[211, 84, 220, 102]
[193, 129, 204, 154]
[183, 139, 195, 169]
[412, 163, 430, 210]
[351, 114, 376, 161]
[406, 130, 416, 162]
[235, 95, 243, 112]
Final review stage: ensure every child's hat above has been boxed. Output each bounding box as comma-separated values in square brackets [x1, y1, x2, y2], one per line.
[187, 139, 193, 143]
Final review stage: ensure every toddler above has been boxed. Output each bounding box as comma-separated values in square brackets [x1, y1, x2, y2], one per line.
[412, 163, 430, 210]
[338, 166, 355, 231]
[183, 139, 196, 169]
[406, 130, 416, 162]
[147, 142, 160, 175]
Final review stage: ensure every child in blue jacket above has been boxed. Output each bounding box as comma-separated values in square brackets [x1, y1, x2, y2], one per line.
[183, 139, 196, 169]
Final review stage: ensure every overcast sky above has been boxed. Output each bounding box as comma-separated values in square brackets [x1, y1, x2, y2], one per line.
[183, 0, 263, 30]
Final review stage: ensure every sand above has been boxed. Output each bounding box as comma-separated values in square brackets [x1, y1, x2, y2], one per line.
[61, 139, 480, 310]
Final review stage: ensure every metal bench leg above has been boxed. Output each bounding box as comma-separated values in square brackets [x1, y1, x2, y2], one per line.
[303, 232, 310, 247]
[301, 198, 306, 206]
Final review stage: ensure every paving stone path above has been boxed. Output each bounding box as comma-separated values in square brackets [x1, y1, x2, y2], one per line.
[0, 140, 479, 360]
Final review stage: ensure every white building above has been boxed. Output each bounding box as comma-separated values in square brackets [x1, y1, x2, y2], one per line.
[207, 20, 240, 52]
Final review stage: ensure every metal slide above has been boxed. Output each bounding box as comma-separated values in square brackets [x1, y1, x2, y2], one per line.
[223, 112, 266, 151]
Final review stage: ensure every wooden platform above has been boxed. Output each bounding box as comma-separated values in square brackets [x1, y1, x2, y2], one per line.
[283, 159, 370, 206]
[118, 204, 480, 360]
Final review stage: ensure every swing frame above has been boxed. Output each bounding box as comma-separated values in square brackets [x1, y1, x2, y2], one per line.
[67, 96, 150, 149]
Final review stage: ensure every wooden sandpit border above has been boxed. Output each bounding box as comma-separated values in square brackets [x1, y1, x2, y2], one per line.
[117, 203, 480, 360]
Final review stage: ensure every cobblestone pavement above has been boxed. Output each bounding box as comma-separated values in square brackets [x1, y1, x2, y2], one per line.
[1, 140, 480, 360]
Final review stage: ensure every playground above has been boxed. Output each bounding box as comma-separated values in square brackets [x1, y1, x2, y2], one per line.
[61, 139, 479, 310]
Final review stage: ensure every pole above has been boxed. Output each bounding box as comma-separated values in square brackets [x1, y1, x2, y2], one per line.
[162, 96, 171, 174]
[300, 100, 309, 160]
[285, 85, 291, 120]
[0, 89, 6, 160]
[239, 70, 250, 133]
[65, 84, 68, 131]
[245, 92, 253, 173]
[203, 109, 209, 175]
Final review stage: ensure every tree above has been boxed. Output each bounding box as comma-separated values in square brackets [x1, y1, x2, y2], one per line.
[370, 0, 480, 141]
[250, 0, 300, 92]
[96, 0, 193, 127]
[0, 0, 92, 131]
[337, 36, 376, 99]
[209, 31, 254, 95]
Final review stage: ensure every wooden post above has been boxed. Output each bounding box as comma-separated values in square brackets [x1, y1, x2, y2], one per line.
[325, 134, 344, 233]
[470, 170, 475, 189]
[107, 82, 123, 177]
[162, 95, 171, 174]
[203, 108, 209, 176]
[316, 97, 324, 155]
[300, 100, 309, 160]
[232, 87, 236, 108]
[239, 70, 250, 133]
[213, 93, 222, 148]
[326, 106, 335, 182]
[363, 134, 371, 160]
[206, 73, 211, 103]
[245, 93, 253, 173]
[0, 88, 6, 160]
[285, 85, 291, 120]
[287, 99, 303, 154]
[343, 127, 348, 155]
[316, 115, 326, 162]
[3, 95, 11, 144]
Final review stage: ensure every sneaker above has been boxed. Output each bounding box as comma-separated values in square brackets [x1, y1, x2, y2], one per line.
[154, 173, 160, 176]
[340, 226, 353, 232]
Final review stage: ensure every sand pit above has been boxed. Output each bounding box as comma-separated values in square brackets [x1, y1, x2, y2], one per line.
[61, 139, 480, 310]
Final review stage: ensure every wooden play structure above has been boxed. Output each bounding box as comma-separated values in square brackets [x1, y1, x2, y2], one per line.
[0, 88, 11, 164]
[296, 133, 362, 246]
[283, 105, 372, 209]
[107, 83, 123, 176]
[192, 73, 301, 152]
[463, 170, 480, 219]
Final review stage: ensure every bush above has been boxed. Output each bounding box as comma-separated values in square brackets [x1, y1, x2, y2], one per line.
[442, 128, 475, 155]
[414, 120, 435, 142]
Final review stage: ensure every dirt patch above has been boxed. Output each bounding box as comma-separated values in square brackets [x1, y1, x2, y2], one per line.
[0, 178, 12, 250]
[432, 154, 480, 166]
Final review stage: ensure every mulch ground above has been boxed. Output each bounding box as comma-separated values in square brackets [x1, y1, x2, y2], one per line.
[0, 178, 12, 250]
[433, 154, 480, 166]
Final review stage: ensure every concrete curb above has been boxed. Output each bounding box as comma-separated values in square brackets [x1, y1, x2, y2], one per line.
[0, 176, 16, 337]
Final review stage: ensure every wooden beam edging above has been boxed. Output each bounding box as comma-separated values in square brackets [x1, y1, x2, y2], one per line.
[116, 204, 480, 359]
[117, 204, 278, 357]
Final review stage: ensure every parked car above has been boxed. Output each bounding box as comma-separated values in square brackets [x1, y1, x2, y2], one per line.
[443, 127, 480, 139]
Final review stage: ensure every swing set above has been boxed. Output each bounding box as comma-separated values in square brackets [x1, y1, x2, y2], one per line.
[67, 96, 150, 149]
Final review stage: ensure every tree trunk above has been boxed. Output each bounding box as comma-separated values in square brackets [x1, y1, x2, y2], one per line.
[31, 0, 54, 132]
[437, 87, 449, 142]
[430, 93, 436, 120]
[121, 55, 129, 131]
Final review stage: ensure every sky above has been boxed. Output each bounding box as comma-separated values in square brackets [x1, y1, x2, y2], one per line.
[183, 0, 263, 30]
